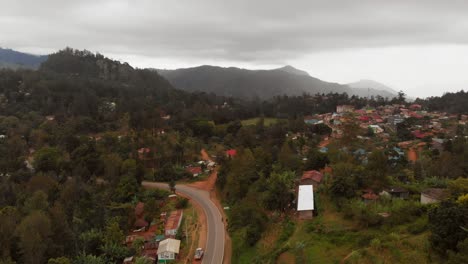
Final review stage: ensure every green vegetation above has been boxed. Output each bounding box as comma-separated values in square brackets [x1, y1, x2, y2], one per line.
[0, 48, 466, 263]
[241, 117, 282, 127]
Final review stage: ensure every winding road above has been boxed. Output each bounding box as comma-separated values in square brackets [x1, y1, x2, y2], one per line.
[142, 181, 225, 264]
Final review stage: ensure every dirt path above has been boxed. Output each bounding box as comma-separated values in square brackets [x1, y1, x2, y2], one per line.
[200, 149, 211, 162]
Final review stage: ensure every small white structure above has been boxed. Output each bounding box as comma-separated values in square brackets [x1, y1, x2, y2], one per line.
[157, 238, 181, 261]
[297, 185, 314, 219]
[369, 125, 384, 134]
[122, 256, 133, 264]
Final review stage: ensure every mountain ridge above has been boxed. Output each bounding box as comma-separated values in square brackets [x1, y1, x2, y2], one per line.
[0, 47, 47, 69]
[157, 65, 353, 99]
[158, 65, 397, 100]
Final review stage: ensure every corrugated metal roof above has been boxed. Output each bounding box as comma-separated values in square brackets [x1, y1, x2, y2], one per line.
[297, 185, 314, 211]
[157, 238, 181, 254]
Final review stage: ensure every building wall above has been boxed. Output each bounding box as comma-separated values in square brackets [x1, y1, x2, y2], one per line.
[165, 229, 177, 236]
[298, 210, 313, 220]
[158, 252, 175, 260]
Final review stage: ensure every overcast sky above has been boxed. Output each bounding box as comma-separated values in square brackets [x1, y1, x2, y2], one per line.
[1, 0, 468, 98]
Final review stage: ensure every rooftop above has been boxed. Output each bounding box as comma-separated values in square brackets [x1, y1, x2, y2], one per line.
[165, 210, 183, 231]
[157, 238, 181, 254]
[422, 188, 447, 200]
[297, 185, 314, 211]
[301, 170, 323, 183]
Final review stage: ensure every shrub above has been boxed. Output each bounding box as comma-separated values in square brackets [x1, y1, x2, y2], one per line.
[175, 197, 189, 209]
[370, 238, 382, 250]
[387, 201, 424, 226]
[407, 217, 428, 234]
[357, 234, 374, 247]
[345, 250, 362, 264]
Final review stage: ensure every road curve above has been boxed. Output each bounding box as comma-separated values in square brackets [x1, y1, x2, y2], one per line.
[142, 181, 225, 264]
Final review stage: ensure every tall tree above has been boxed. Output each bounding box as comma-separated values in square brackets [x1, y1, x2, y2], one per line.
[16, 211, 52, 264]
[428, 201, 468, 255]
[262, 171, 295, 211]
[278, 142, 301, 171]
[0, 207, 19, 259]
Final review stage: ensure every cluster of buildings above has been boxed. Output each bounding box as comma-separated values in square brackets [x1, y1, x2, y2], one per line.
[361, 186, 448, 205]
[123, 202, 184, 263]
[296, 103, 465, 219]
[296, 168, 449, 220]
[305, 104, 466, 163]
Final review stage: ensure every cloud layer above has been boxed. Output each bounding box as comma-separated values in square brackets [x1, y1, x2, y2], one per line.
[2, 0, 468, 63]
[1, 0, 468, 97]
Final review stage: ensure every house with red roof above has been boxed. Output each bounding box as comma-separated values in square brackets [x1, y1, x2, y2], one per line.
[226, 149, 237, 157]
[412, 130, 429, 139]
[361, 189, 379, 204]
[409, 112, 423, 119]
[186, 166, 202, 177]
[359, 116, 371, 122]
[300, 170, 324, 188]
[409, 104, 422, 110]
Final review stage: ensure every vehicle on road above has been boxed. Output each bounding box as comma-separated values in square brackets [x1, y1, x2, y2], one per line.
[194, 247, 204, 260]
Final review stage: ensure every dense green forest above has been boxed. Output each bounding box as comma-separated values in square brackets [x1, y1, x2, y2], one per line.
[415, 90, 468, 114]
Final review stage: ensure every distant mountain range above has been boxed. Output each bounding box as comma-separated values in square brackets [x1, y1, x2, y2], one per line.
[0, 47, 48, 69]
[347, 79, 398, 98]
[0, 47, 398, 100]
[157, 65, 398, 99]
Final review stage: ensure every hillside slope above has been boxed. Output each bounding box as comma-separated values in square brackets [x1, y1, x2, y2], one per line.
[158, 66, 395, 100]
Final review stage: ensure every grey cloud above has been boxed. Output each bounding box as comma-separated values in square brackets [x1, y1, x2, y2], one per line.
[1, 0, 468, 63]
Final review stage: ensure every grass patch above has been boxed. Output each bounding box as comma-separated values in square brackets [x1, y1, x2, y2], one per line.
[241, 117, 283, 127]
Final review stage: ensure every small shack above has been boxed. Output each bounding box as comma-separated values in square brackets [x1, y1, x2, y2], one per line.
[297, 185, 314, 219]
[380, 187, 409, 199]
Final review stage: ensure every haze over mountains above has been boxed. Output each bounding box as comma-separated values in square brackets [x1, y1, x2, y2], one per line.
[0, 47, 47, 69]
[347, 79, 398, 98]
[157, 65, 398, 99]
[0, 47, 398, 100]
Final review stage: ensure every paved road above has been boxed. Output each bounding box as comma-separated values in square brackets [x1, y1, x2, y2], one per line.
[142, 181, 225, 264]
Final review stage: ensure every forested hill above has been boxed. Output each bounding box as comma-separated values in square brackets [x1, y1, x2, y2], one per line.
[1, 48, 178, 116]
[157, 65, 353, 99]
[157, 65, 397, 100]
[415, 90, 468, 114]
[0, 47, 47, 69]
[0, 48, 248, 131]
